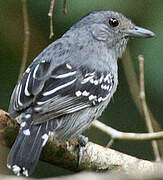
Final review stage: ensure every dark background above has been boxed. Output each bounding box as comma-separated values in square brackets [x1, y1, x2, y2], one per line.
[0, 0, 163, 178]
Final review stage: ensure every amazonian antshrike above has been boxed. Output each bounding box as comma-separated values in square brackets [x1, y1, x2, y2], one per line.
[7, 10, 155, 176]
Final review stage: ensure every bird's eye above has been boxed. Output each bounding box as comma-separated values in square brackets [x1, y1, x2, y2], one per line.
[109, 18, 119, 27]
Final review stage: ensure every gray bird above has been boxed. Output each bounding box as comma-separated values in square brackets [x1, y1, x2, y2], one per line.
[7, 10, 155, 176]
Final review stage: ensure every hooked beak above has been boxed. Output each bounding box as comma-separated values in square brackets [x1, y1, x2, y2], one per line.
[125, 26, 155, 38]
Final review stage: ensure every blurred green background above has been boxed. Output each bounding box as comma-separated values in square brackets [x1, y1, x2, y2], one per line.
[0, 0, 163, 178]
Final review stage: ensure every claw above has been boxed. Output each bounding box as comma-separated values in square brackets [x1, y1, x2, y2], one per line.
[77, 135, 88, 166]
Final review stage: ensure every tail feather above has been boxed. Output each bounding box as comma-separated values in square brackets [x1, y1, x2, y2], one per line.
[7, 116, 49, 176]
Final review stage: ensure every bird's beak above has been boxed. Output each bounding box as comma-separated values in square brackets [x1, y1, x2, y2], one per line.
[125, 26, 155, 38]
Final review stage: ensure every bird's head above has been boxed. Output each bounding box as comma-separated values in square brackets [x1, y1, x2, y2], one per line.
[72, 10, 155, 57]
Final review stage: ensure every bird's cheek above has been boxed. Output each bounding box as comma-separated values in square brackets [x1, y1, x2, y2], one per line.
[91, 24, 109, 41]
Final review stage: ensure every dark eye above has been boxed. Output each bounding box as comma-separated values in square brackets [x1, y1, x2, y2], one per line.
[109, 18, 119, 27]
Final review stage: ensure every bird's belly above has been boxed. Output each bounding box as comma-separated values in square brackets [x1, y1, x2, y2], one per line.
[54, 99, 110, 140]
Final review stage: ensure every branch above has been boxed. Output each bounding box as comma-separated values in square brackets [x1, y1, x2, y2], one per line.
[92, 120, 163, 141]
[122, 49, 142, 115]
[0, 109, 163, 175]
[1, 170, 163, 180]
[18, 0, 30, 81]
[122, 49, 162, 160]
[48, 0, 56, 39]
[138, 55, 160, 161]
[63, 0, 67, 14]
[122, 49, 161, 132]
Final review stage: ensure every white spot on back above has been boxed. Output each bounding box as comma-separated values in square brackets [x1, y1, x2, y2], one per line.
[23, 129, 30, 136]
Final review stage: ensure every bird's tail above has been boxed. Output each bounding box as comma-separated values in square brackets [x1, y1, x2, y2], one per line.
[7, 114, 49, 176]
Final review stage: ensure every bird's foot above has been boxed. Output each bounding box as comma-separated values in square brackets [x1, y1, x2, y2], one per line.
[77, 135, 88, 166]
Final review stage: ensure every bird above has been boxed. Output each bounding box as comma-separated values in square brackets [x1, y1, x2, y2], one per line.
[7, 10, 155, 176]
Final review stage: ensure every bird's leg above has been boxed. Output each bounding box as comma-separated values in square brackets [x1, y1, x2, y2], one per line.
[77, 135, 88, 166]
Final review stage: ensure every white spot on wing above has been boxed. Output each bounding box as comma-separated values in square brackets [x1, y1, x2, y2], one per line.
[48, 131, 54, 136]
[23, 169, 29, 176]
[17, 84, 23, 107]
[101, 84, 104, 89]
[24, 72, 31, 96]
[25, 114, 31, 119]
[23, 129, 30, 136]
[104, 76, 108, 82]
[92, 101, 96, 105]
[55, 71, 76, 78]
[75, 91, 82, 97]
[12, 165, 21, 176]
[25, 67, 30, 73]
[66, 63, 72, 69]
[89, 95, 96, 101]
[93, 80, 98, 85]
[33, 64, 40, 79]
[90, 78, 94, 84]
[81, 76, 91, 84]
[99, 75, 104, 83]
[21, 122, 26, 128]
[34, 107, 42, 112]
[82, 90, 90, 96]
[14, 83, 21, 109]
[43, 78, 76, 96]
[42, 134, 49, 147]
[7, 164, 11, 169]
[102, 93, 110, 101]
[36, 101, 46, 105]
[104, 73, 112, 82]
[108, 85, 112, 91]
[101, 84, 109, 90]
[98, 97, 102, 103]
[85, 72, 95, 77]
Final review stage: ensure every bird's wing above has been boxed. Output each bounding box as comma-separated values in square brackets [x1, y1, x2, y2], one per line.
[9, 60, 114, 124]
